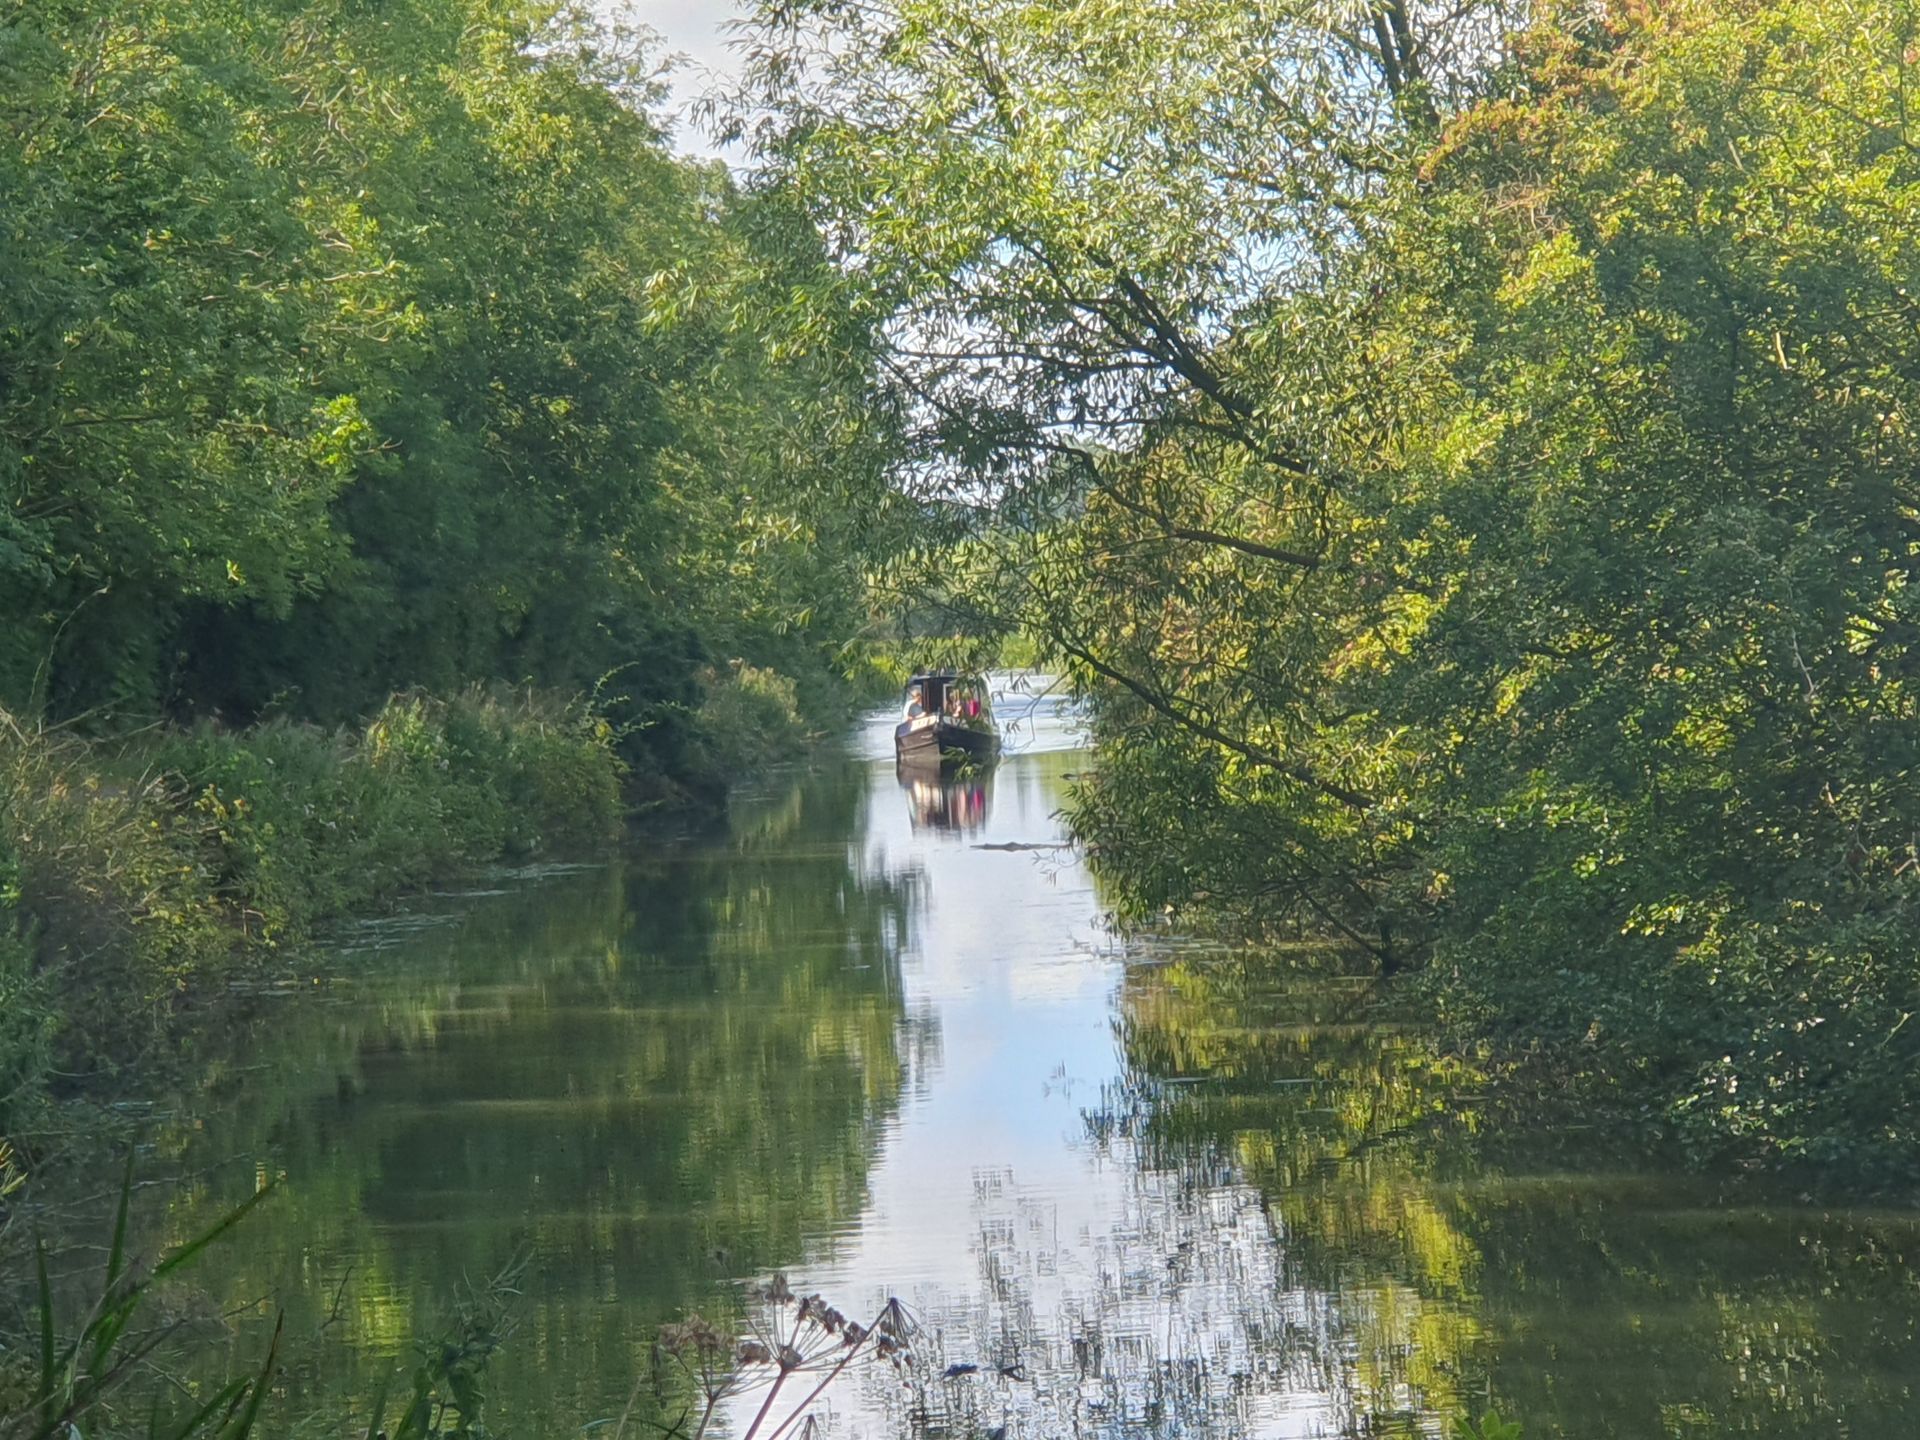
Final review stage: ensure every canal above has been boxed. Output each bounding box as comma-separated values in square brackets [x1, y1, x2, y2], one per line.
[137, 683, 1918, 1437]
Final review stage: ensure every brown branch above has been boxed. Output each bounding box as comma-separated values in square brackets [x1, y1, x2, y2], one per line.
[1095, 485, 1321, 569]
[1047, 630, 1374, 811]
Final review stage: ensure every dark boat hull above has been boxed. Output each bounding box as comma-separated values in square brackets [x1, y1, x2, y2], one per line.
[894, 719, 999, 765]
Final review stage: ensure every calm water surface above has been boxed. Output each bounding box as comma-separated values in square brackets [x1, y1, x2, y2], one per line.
[143, 684, 1918, 1437]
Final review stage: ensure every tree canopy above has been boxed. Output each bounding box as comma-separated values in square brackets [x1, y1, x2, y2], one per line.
[737, 0, 1920, 1179]
[1, 0, 898, 786]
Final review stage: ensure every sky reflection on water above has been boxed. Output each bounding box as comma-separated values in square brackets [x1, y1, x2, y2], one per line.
[121, 677, 1920, 1439]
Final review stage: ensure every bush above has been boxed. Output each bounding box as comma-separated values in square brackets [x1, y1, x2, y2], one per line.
[150, 689, 624, 944]
[0, 916, 51, 1147]
[691, 662, 812, 778]
[0, 689, 623, 1125]
[0, 720, 229, 1083]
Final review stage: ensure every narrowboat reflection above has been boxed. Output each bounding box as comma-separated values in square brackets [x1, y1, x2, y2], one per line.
[898, 764, 994, 831]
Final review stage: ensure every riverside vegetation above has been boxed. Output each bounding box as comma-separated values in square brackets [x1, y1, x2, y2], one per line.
[734, 0, 1920, 1188]
[6, 0, 1920, 1436]
[0, 0, 899, 1157]
[0, 690, 623, 1142]
[8, 0, 1908, 1194]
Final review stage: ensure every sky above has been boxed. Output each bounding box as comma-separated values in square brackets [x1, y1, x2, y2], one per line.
[628, 0, 748, 156]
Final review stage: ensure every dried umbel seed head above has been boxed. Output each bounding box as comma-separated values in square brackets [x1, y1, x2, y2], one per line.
[841, 1322, 867, 1348]
[658, 1318, 727, 1360]
[778, 1344, 806, 1372]
[737, 1340, 773, 1366]
[873, 1298, 912, 1342]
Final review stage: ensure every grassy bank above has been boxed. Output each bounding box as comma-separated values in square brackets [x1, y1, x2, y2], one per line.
[0, 689, 626, 1151]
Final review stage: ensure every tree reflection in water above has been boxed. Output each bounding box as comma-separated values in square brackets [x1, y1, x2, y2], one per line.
[816, 939, 1918, 1440]
[1063, 943, 1920, 1439]
[129, 767, 917, 1433]
[23, 734, 1920, 1440]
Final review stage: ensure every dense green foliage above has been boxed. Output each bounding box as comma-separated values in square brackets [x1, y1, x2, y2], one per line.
[0, 0, 901, 1162]
[26, 0, 1920, 1431]
[741, 0, 1920, 1181]
[2, 0, 893, 791]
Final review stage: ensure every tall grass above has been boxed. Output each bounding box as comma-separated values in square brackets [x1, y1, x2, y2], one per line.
[0, 690, 623, 1148]
[1, 1161, 278, 1440]
[153, 689, 623, 939]
[5, 1176, 914, 1440]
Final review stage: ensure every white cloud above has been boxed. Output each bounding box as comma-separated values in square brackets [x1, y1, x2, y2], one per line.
[616, 0, 746, 157]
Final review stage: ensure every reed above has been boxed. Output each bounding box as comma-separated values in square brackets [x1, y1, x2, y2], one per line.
[0, 1159, 277, 1440]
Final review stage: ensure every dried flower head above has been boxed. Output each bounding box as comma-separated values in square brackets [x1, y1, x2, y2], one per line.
[874, 1298, 912, 1342]
[656, 1312, 734, 1380]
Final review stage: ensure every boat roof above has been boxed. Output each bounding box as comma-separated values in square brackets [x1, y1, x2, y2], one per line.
[905, 669, 976, 687]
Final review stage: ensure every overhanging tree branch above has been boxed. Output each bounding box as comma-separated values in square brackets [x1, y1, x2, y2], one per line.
[1045, 628, 1375, 812]
[1094, 480, 1322, 570]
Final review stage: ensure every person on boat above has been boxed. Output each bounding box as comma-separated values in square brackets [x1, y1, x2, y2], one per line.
[905, 685, 926, 720]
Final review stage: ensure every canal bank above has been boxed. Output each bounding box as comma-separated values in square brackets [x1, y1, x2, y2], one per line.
[32, 688, 1920, 1438]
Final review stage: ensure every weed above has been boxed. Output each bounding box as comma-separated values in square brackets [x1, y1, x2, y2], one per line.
[647, 1277, 914, 1440]
[0, 689, 623, 1148]
[0, 1160, 277, 1440]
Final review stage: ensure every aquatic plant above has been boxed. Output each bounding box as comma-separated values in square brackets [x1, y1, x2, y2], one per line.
[0, 1163, 277, 1440]
[353, 1254, 529, 1440]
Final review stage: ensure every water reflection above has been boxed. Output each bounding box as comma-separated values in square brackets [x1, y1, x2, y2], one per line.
[137, 767, 915, 1430]
[1102, 948, 1920, 1438]
[51, 683, 1920, 1440]
[897, 764, 994, 833]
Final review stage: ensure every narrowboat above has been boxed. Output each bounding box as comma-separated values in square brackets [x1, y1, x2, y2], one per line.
[894, 671, 999, 765]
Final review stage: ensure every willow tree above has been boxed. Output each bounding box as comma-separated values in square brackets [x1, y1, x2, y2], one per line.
[739, 0, 1920, 1176]
[723, 0, 1527, 948]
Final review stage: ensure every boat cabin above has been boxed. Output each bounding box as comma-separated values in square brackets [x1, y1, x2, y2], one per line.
[896, 670, 999, 763]
[902, 671, 992, 724]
